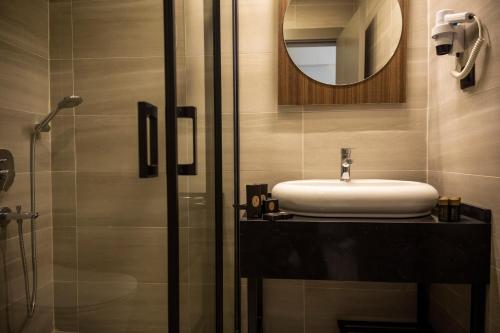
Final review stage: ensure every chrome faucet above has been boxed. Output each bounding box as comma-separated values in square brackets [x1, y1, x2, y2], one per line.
[340, 148, 353, 182]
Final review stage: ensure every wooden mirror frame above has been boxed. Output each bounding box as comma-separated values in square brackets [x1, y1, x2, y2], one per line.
[278, 0, 408, 105]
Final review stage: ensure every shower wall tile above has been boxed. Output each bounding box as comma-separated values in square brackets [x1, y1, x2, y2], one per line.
[0, 0, 49, 58]
[76, 172, 167, 227]
[53, 227, 77, 282]
[0, 172, 53, 239]
[184, 1, 207, 58]
[50, 60, 74, 113]
[78, 282, 168, 333]
[0, 40, 49, 115]
[49, 0, 73, 60]
[77, 226, 167, 283]
[0, 108, 51, 173]
[0, 282, 54, 333]
[51, 116, 76, 172]
[72, 0, 164, 58]
[187, 284, 216, 332]
[0, 1, 51, 332]
[54, 281, 78, 332]
[73, 58, 164, 116]
[74, 115, 165, 173]
[188, 228, 216, 286]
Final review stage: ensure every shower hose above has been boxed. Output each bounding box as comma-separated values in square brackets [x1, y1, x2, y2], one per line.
[16, 133, 39, 317]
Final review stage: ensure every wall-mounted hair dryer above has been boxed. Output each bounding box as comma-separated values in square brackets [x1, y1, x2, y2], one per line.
[431, 9, 485, 80]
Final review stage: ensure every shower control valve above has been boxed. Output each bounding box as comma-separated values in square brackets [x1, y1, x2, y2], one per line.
[0, 206, 38, 224]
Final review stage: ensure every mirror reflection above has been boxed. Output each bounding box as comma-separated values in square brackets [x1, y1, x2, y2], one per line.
[284, 0, 403, 85]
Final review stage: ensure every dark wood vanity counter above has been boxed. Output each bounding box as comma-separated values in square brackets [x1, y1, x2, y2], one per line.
[239, 204, 491, 333]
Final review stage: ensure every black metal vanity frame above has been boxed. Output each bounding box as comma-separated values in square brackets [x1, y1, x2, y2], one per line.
[240, 204, 491, 333]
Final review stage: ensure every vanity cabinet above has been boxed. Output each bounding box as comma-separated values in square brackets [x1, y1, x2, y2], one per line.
[240, 205, 491, 333]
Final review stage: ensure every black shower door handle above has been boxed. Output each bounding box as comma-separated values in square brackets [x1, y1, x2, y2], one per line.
[138, 101, 158, 178]
[177, 106, 197, 176]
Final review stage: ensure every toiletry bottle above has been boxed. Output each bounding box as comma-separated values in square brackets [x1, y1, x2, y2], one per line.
[449, 196, 461, 222]
[246, 184, 263, 218]
[438, 196, 449, 222]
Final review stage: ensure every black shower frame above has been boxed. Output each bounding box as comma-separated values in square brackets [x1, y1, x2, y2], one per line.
[164, 0, 225, 332]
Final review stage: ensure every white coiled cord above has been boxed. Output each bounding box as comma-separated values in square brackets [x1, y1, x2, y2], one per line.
[451, 15, 485, 79]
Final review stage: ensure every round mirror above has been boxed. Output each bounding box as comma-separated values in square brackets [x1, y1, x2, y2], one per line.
[283, 0, 403, 85]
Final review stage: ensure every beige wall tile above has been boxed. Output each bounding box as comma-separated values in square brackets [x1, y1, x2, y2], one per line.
[428, 0, 500, 328]
[78, 282, 167, 333]
[303, 109, 426, 173]
[0, 0, 49, 58]
[0, 172, 53, 239]
[427, 172, 500, 235]
[240, 112, 302, 172]
[429, 297, 467, 333]
[262, 280, 304, 333]
[241, 170, 303, 201]
[54, 281, 78, 332]
[49, 1, 72, 60]
[53, 227, 77, 282]
[50, 60, 74, 112]
[428, 87, 500, 177]
[238, 1, 277, 54]
[304, 287, 416, 333]
[407, 0, 428, 49]
[303, 170, 427, 182]
[0, 283, 54, 333]
[51, 116, 76, 172]
[73, 0, 164, 58]
[184, 0, 207, 58]
[239, 54, 278, 114]
[0, 41, 49, 115]
[187, 284, 216, 332]
[75, 115, 166, 176]
[189, 228, 216, 286]
[488, 268, 500, 331]
[77, 226, 167, 283]
[0, 1, 51, 331]
[76, 172, 166, 227]
[74, 58, 164, 116]
[430, 284, 470, 330]
[0, 108, 51, 173]
[405, 47, 429, 109]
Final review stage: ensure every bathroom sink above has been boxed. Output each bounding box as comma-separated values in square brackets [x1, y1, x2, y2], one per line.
[272, 179, 439, 218]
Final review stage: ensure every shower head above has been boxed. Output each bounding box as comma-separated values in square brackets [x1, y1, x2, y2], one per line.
[57, 95, 83, 110]
[34, 96, 83, 133]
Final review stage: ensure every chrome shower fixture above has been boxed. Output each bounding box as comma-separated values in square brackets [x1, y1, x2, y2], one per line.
[18, 95, 83, 317]
[34, 95, 83, 133]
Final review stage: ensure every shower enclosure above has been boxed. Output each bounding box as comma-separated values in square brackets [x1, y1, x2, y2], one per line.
[0, 0, 233, 332]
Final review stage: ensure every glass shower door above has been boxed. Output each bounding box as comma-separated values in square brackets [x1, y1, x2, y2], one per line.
[167, 0, 220, 332]
[45, 0, 221, 332]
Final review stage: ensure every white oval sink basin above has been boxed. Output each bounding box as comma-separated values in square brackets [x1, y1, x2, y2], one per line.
[272, 179, 439, 218]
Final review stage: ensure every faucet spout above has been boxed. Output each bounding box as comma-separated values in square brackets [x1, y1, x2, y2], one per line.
[340, 148, 353, 182]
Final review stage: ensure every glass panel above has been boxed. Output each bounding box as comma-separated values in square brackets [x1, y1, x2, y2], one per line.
[48, 1, 168, 332]
[176, 0, 217, 332]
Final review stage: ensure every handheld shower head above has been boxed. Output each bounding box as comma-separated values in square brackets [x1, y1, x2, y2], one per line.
[35, 96, 83, 133]
[58, 95, 83, 109]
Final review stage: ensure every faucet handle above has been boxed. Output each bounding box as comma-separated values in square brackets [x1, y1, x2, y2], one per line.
[342, 158, 353, 167]
[341, 147, 353, 158]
